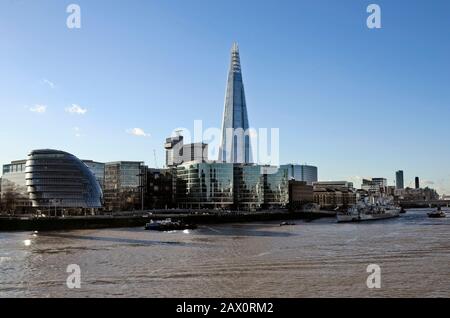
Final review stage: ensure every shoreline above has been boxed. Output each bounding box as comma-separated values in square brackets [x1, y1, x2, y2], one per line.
[0, 210, 336, 232]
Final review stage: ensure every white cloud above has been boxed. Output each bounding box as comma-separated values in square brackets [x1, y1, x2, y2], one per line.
[126, 128, 150, 137]
[29, 104, 47, 113]
[42, 78, 55, 89]
[65, 104, 87, 115]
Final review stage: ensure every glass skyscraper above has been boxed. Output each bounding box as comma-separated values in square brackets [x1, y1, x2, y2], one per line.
[219, 43, 251, 164]
[396, 170, 404, 189]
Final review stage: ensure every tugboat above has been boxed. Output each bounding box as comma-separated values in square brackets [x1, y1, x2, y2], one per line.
[428, 207, 446, 218]
[337, 198, 400, 223]
[145, 218, 198, 231]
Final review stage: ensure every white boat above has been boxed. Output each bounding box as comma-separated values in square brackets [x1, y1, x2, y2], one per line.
[337, 199, 400, 223]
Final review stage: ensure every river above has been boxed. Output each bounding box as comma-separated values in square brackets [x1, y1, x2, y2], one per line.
[0, 208, 449, 297]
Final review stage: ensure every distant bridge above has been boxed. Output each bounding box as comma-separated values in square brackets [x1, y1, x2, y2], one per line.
[399, 200, 450, 208]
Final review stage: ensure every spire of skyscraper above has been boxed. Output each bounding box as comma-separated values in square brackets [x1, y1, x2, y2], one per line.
[219, 43, 251, 163]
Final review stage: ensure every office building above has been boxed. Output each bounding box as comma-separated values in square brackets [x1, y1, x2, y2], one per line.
[313, 187, 356, 210]
[233, 164, 264, 211]
[396, 170, 404, 189]
[165, 134, 184, 167]
[175, 162, 234, 209]
[146, 168, 174, 209]
[103, 161, 146, 212]
[415, 177, 420, 189]
[219, 43, 251, 164]
[261, 166, 289, 208]
[182, 143, 208, 163]
[1, 159, 32, 213]
[283, 164, 318, 185]
[25, 149, 103, 211]
[83, 160, 105, 190]
[313, 181, 354, 190]
[288, 181, 314, 210]
[361, 178, 387, 195]
[165, 134, 208, 167]
[174, 162, 288, 210]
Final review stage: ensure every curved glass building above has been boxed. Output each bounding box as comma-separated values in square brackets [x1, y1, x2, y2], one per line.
[25, 149, 103, 208]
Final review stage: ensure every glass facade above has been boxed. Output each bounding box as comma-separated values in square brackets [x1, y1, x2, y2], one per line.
[219, 43, 251, 164]
[174, 162, 288, 210]
[176, 162, 234, 209]
[25, 150, 103, 209]
[1, 160, 32, 213]
[234, 164, 263, 210]
[282, 164, 318, 185]
[262, 166, 289, 208]
[83, 160, 105, 190]
[396, 170, 404, 189]
[103, 161, 145, 212]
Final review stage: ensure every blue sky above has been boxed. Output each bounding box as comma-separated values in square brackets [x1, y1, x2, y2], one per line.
[0, 0, 449, 194]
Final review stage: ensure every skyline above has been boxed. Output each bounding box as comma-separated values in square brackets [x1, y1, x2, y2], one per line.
[1, 0, 450, 194]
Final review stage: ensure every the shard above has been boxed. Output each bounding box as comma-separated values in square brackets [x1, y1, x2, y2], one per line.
[219, 43, 251, 163]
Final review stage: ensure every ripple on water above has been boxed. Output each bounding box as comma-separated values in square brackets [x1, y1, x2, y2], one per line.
[0, 209, 449, 297]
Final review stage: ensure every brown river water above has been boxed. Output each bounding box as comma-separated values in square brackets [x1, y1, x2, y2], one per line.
[0, 208, 449, 298]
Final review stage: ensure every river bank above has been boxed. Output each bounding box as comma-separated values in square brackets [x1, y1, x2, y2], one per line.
[0, 210, 336, 232]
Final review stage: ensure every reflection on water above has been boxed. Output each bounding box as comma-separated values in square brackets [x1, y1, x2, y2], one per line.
[0, 209, 449, 298]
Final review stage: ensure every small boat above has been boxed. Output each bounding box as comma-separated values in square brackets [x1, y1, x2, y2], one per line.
[280, 221, 296, 226]
[145, 218, 198, 231]
[400, 207, 407, 214]
[428, 207, 446, 218]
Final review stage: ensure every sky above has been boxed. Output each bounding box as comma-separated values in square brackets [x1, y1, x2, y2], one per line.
[0, 0, 449, 194]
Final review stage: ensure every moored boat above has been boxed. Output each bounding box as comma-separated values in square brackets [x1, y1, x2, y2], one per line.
[280, 221, 296, 226]
[337, 199, 400, 223]
[428, 207, 446, 218]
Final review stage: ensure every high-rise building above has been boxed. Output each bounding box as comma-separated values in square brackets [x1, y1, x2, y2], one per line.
[164, 134, 184, 167]
[396, 170, 404, 189]
[361, 178, 387, 195]
[415, 177, 420, 189]
[164, 134, 208, 167]
[282, 164, 318, 185]
[182, 143, 208, 163]
[219, 43, 251, 164]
